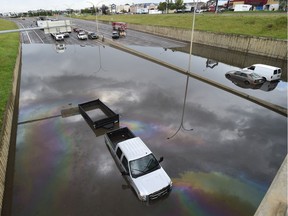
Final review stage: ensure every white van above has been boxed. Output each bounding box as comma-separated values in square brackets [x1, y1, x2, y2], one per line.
[243, 64, 282, 81]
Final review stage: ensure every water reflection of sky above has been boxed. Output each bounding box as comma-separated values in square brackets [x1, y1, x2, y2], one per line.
[13, 44, 287, 216]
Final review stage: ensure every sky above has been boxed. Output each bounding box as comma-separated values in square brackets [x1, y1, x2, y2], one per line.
[1, 0, 174, 13]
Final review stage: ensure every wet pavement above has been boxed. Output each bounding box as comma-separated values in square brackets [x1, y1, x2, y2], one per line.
[12, 43, 287, 216]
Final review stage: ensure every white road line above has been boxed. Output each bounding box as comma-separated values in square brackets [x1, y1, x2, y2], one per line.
[18, 23, 31, 44]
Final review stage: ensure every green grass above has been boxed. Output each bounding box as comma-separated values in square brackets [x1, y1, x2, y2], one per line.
[0, 19, 19, 130]
[77, 12, 287, 39]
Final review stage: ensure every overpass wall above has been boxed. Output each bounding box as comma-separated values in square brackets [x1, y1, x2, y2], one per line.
[127, 24, 287, 60]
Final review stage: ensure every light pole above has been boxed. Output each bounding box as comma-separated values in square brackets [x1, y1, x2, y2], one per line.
[87, 1, 106, 34]
[166, 0, 168, 14]
[167, 0, 198, 140]
[87, 1, 98, 33]
[64, 4, 74, 19]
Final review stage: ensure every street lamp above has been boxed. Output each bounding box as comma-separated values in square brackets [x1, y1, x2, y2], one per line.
[167, 0, 198, 140]
[87, 1, 98, 33]
[64, 4, 74, 19]
[87, 0, 106, 34]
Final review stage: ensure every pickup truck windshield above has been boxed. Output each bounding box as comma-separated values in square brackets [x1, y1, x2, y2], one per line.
[130, 154, 160, 178]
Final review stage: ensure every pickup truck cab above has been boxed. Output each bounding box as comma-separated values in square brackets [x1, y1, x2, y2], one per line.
[51, 33, 64, 41]
[77, 31, 88, 40]
[243, 64, 282, 81]
[105, 127, 172, 201]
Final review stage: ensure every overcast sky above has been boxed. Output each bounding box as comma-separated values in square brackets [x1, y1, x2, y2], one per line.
[1, 0, 174, 13]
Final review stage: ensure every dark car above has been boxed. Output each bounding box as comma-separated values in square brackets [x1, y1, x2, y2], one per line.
[88, 32, 99, 39]
[73, 28, 82, 33]
[61, 32, 70, 38]
[112, 31, 120, 39]
[225, 70, 265, 85]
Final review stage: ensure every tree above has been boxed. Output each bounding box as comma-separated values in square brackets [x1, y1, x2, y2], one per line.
[101, 4, 109, 15]
[158, 2, 167, 12]
[174, 0, 185, 11]
[279, 0, 287, 10]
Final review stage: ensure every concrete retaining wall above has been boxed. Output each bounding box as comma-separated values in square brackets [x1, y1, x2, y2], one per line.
[127, 24, 287, 60]
[0, 44, 21, 214]
[254, 155, 287, 216]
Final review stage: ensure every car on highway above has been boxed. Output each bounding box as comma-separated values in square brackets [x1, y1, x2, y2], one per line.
[51, 33, 65, 41]
[73, 28, 82, 33]
[225, 70, 265, 85]
[88, 32, 99, 39]
[61, 32, 70, 38]
[112, 31, 120, 39]
[77, 31, 88, 40]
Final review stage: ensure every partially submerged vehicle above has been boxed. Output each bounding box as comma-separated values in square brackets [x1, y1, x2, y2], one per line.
[105, 127, 172, 202]
[225, 70, 265, 85]
[242, 64, 282, 81]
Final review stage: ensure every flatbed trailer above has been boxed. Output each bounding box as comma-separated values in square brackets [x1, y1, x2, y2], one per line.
[78, 99, 119, 129]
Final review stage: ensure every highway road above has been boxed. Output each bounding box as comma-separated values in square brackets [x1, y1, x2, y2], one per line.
[12, 16, 188, 48]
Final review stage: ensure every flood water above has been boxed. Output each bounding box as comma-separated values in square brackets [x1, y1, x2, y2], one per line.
[13, 43, 287, 216]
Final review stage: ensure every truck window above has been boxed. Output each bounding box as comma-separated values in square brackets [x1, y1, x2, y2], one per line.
[274, 70, 277, 75]
[116, 148, 122, 159]
[122, 156, 129, 172]
[247, 66, 255, 70]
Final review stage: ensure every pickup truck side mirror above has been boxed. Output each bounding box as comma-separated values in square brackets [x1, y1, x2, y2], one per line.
[121, 171, 129, 176]
[158, 156, 164, 163]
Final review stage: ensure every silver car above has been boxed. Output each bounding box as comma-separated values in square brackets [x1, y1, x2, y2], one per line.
[225, 70, 265, 85]
[77, 31, 88, 40]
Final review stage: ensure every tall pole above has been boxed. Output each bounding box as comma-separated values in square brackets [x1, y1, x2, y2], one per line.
[167, 0, 198, 139]
[88, 1, 106, 34]
[87, 1, 98, 33]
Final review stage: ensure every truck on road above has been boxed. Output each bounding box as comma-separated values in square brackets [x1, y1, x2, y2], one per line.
[112, 22, 127, 37]
[104, 127, 172, 202]
[51, 33, 65, 41]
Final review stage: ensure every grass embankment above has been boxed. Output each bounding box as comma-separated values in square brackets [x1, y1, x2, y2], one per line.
[79, 12, 287, 39]
[0, 19, 19, 130]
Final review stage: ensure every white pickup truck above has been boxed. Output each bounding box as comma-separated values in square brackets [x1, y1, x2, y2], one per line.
[77, 31, 88, 40]
[104, 127, 172, 201]
[51, 33, 64, 41]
